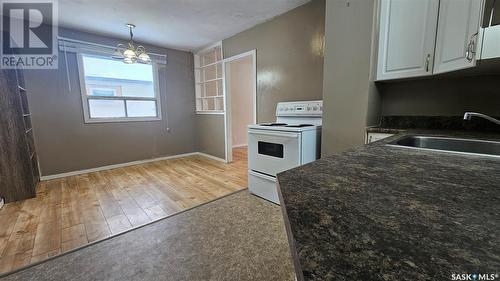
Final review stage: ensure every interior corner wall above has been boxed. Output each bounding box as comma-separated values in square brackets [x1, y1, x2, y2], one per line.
[321, 0, 377, 157]
[196, 0, 326, 160]
[196, 114, 226, 159]
[222, 0, 325, 123]
[25, 27, 197, 176]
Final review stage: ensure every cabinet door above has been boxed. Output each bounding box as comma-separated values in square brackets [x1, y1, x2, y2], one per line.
[377, 0, 439, 80]
[433, 0, 483, 74]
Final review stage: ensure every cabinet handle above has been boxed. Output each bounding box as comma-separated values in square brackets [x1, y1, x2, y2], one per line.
[425, 54, 431, 72]
[465, 32, 478, 62]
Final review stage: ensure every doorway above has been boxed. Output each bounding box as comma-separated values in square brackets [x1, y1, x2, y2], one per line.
[224, 50, 256, 163]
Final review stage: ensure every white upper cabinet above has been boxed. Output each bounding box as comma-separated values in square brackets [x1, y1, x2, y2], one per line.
[433, 0, 483, 74]
[376, 0, 485, 80]
[377, 0, 440, 80]
[479, 0, 500, 60]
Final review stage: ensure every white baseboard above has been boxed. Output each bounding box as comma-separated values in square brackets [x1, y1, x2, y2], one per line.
[197, 152, 227, 163]
[39, 152, 219, 181]
[232, 144, 247, 148]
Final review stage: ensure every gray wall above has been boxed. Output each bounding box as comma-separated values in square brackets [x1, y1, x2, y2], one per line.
[196, 114, 226, 159]
[196, 115, 226, 158]
[197, 0, 325, 158]
[379, 74, 500, 116]
[194, 0, 325, 160]
[26, 28, 197, 176]
[223, 0, 325, 123]
[321, 0, 380, 156]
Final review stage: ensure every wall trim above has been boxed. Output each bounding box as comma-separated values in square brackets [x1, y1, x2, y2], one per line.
[40, 152, 225, 181]
[232, 144, 248, 148]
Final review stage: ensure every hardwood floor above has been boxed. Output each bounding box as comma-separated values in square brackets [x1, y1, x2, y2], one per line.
[0, 147, 248, 274]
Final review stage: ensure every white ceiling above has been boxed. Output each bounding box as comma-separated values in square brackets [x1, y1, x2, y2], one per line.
[58, 0, 310, 51]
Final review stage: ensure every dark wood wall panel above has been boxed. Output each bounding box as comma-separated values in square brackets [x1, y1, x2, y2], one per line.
[0, 68, 37, 203]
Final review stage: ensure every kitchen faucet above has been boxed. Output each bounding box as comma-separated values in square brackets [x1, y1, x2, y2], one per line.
[463, 112, 500, 126]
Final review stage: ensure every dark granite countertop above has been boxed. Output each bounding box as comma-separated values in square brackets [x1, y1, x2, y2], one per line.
[278, 130, 500, 281]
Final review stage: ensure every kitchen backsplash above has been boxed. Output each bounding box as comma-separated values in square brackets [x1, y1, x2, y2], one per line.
[377, 116, 500, 132]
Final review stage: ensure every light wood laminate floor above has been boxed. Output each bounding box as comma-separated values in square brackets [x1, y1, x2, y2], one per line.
[0, 148, 248, 275]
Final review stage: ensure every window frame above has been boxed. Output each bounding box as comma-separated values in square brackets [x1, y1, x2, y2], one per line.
[77, 52, 162, 123]
[87, 85, 122, 97]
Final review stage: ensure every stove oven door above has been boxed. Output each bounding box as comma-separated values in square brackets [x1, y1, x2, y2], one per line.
[248, 129, 301, 176]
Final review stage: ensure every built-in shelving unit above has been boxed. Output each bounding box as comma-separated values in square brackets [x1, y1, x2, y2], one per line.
[194, 43, 224, 114]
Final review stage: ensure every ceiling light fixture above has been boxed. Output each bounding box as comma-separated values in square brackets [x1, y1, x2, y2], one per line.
[113, 24, 151, 64]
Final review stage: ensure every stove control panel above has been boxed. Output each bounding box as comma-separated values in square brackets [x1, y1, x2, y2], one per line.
[276, 100, 323, 116]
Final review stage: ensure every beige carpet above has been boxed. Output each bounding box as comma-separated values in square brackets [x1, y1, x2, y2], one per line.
[0, 190, 295, 281]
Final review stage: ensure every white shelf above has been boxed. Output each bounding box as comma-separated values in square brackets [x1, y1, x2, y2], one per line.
[195, 61, 223, 69]
[196, 95, 223, 99]
[194, 42, 224, 113]
[196, 111, 224, 115]
[196, 78, 222, 84]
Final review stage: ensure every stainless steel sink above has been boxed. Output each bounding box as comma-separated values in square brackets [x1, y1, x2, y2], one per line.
[388, 135, 500, 158]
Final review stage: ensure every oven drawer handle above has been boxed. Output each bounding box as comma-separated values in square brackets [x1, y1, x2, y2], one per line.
[249, 131, 299, 138]
[249, 170, 276, 181]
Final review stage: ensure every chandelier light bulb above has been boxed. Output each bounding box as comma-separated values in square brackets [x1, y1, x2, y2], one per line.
[123, 49, 137, 59]
[138, 52, 151, 63]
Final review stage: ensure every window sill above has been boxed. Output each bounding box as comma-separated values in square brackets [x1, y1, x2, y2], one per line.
[84, 117, 162, 124]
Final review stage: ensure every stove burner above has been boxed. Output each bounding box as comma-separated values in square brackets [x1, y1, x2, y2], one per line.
[285, 124, 314, 128]
[260, 123, 288, 126]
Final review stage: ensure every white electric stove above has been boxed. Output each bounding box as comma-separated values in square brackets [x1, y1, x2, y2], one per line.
[247, 100, 322, 204]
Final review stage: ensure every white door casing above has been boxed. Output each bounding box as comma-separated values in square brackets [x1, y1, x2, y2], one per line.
[223, 50, 257, 163]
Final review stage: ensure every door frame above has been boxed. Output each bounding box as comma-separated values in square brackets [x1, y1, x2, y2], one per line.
[223, 49, 257, 163]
